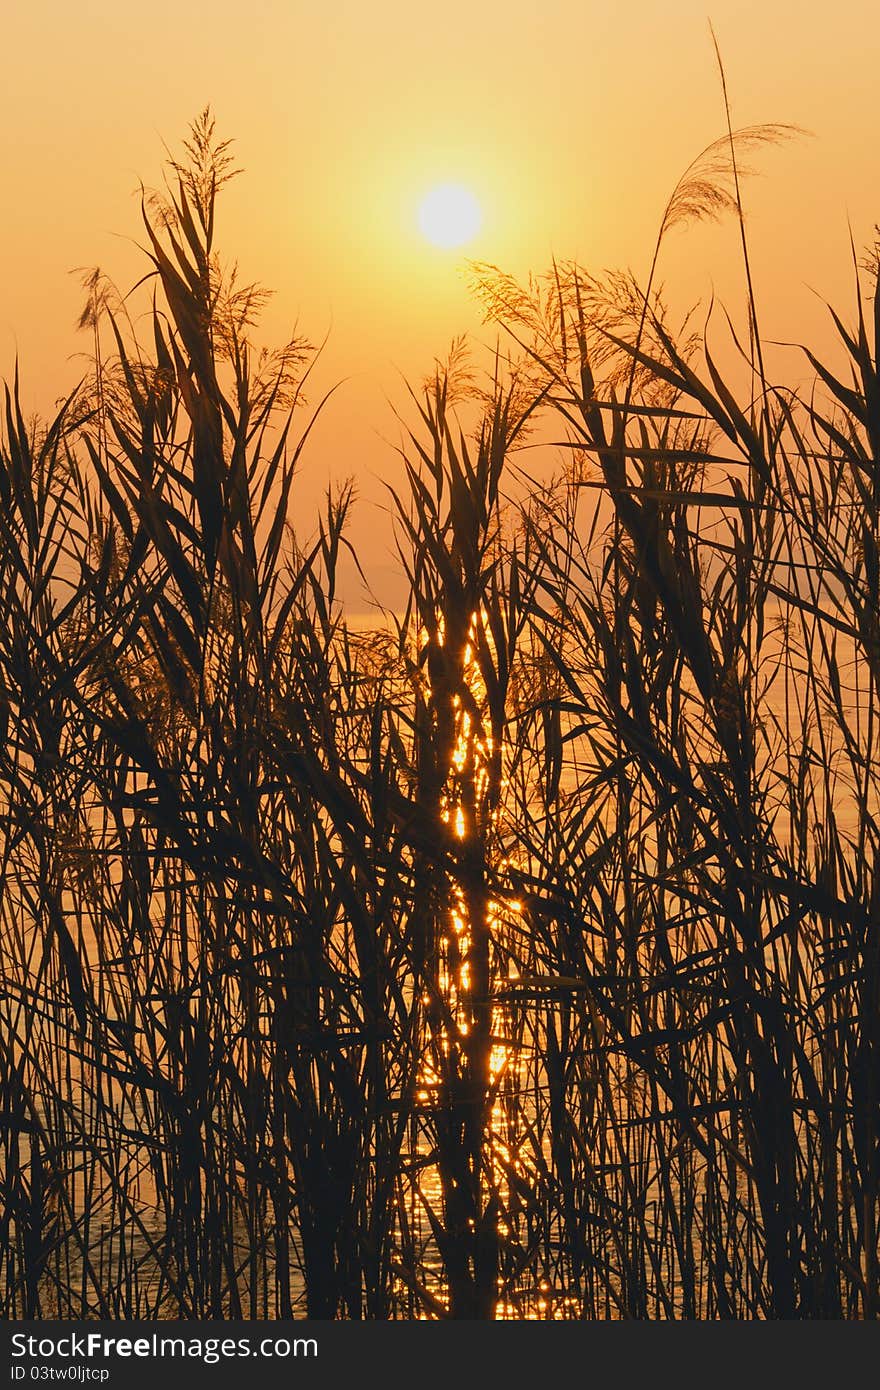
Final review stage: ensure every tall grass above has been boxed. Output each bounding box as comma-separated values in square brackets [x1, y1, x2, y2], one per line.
[1, 108, 877, 1318]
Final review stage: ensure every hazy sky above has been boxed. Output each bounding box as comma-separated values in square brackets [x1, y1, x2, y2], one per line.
[2, 0, 878, 601]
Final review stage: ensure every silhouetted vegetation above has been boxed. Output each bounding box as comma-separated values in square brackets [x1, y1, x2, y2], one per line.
[1, 109, 877, 1318]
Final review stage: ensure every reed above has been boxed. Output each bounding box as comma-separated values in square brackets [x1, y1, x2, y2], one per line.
[1, 109, 877, 1319]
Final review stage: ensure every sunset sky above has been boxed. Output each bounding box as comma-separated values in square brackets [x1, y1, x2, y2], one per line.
[2, 0, 878, 602]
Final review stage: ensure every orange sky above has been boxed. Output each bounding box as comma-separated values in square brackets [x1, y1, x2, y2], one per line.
[1, 0, 878, 604]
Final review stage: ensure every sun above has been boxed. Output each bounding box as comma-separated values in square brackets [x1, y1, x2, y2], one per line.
[417, 183, 482, 249]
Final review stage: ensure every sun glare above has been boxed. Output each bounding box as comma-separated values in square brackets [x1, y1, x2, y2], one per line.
[417, 183, 482, 249]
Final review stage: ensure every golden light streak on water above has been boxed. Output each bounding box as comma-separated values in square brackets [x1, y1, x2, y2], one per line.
[406, 605, 566, 1317]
